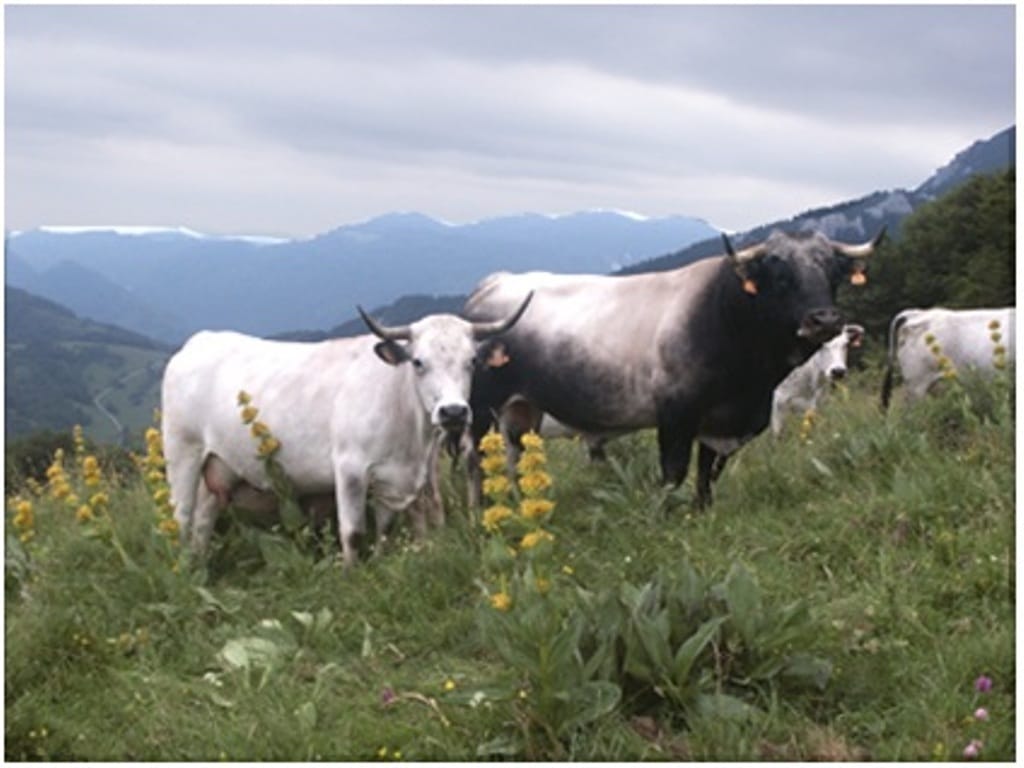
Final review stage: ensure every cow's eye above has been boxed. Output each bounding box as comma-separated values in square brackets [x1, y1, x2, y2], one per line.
[412, 358, 425, 372]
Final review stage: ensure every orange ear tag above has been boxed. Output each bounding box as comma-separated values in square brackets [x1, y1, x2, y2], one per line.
[742, 278, 758, 295]
[850, 270, 867, 286]
[486, 346, 511, 368]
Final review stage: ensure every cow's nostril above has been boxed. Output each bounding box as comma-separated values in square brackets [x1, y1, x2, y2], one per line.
[829, 367, 847, 380]
[438, 404, 470, 424]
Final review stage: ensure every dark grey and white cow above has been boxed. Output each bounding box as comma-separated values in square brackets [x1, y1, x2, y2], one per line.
[770, 323, 864, 435]
[161, 297, 531, 566]
[465, 228, 883, 506]
[881, 307, 1014, 409]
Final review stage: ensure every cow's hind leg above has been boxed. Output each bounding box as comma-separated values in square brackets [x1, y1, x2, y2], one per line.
[163, 441, 206, 548]
[696, 443, 728, 509]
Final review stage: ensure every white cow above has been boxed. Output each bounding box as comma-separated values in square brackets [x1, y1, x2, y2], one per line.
[770, 324, 864, 435]
[881, 307, 1015, 409]
[161, 297, 531, 566]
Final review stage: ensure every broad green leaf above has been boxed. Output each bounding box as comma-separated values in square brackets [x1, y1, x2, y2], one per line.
[672, 615, 727, 686]
[782, 653, 833, 691]
[724, 562, 762, 643]
[218, 636, 286, 670]
[559, 681, 622, 734]
[691, 692, 760, 723]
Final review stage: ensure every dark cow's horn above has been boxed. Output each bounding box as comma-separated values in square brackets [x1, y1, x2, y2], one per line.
[472, 291, 534, 340]
[722, 233, 765, 265]
[832, 227, 886, 259]
[357, 306, 412, 342]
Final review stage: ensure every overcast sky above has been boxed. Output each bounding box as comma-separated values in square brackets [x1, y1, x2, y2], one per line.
[4, 4, 1016, 238]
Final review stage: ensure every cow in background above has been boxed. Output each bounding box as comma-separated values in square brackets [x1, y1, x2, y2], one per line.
[465, 228, 883, 507]
[770, 323, 864, 435]
[881, 307, 1015, 409]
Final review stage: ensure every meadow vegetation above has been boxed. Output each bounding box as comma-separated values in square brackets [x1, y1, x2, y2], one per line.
[5, 360, 1015, 760]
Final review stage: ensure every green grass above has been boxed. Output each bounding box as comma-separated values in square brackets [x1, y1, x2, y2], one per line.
[5, 373, 1015, 761]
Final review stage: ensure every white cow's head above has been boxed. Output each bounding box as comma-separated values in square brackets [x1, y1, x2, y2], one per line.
[358, 294, 533, 435]
[818, 323, 865, 381]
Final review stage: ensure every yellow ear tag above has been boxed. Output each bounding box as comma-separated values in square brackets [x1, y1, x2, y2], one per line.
[742, 278, 758, 295]
[850, 270, 867, 286]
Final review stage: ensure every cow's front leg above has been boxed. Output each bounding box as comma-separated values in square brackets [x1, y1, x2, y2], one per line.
[655, 406, 696, 488]
[334, 469, 368, 569]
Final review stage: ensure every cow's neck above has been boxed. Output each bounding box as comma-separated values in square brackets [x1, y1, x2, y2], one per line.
[709, 263, 801, 388]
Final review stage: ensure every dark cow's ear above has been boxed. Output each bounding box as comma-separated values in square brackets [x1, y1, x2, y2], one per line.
[374, 340, 411, 366]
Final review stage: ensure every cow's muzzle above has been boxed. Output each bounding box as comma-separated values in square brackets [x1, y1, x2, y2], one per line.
[797, 307, 843, 344]
[435, 402, 471, 434]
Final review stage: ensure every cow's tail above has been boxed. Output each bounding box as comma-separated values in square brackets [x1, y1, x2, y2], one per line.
[880, 310, 911, 412]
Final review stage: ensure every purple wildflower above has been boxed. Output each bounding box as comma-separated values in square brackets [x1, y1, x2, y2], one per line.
[974, 707, 989, 722]
[380, 686, 396, 706]
[963, 739, 983, 759]
[974, 675, 993, 693]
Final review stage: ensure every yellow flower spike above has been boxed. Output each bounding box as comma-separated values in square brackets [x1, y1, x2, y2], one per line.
[237, 390, 252, 406]
[482, 475, 511, 497]
[482, 505, 514, 532]
[250, 421, 271, 439]
[515, 451, 546, 474]
[520, 498, 554, 520]
[145, 428, 161, 447]
[988, 319, 1001, 330]
[478, 430, 505, 456]
[561, 564, 575, 575]
[520, 431, 544, 451]
[240, 405, 259, 424]
[520, 529, 554, 550]
[82, 456, 99, 474]
[479, 454, 507, 475]
[443, 679, 456, 691]
[76, 505, 94, 523]
[489, 591, 512, 612]
[257, 437, 281, 458]
[158, 518, 180, 536]
[153, 488, 170, 505]
[990, 330, 1002, 344]
[535, 577, 552, 595]
[518, 470, 552, 496]
[89, 492, 109, 509]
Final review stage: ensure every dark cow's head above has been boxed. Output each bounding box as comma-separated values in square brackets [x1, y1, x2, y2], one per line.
[723, 228, 884, 366]
[358, 293, 533, 438]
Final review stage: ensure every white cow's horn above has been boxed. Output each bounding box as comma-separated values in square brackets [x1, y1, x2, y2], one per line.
[357, 307, 412, 342]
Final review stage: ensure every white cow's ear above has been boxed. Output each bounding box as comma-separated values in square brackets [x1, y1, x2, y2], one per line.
[374, 340, 411, 366]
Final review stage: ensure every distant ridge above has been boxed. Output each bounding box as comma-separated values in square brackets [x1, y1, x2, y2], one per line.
[617, 125, 1015, 276]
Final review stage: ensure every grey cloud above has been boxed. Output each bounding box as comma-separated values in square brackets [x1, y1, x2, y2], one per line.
[4, 5, 1014, 235]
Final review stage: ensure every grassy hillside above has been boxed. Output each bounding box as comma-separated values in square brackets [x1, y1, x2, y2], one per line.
[5, 287, 170, 443]
[4, 365, 1014, 760]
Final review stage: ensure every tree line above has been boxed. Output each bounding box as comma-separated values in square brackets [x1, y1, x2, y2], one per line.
[837, 169, 1015, 341]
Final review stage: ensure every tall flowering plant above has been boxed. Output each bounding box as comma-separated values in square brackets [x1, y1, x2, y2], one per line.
[475, 428, 619, 757]
[237, 391, 303, 533]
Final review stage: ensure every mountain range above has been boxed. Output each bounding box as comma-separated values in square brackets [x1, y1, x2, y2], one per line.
[5, 211, 717, 344]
